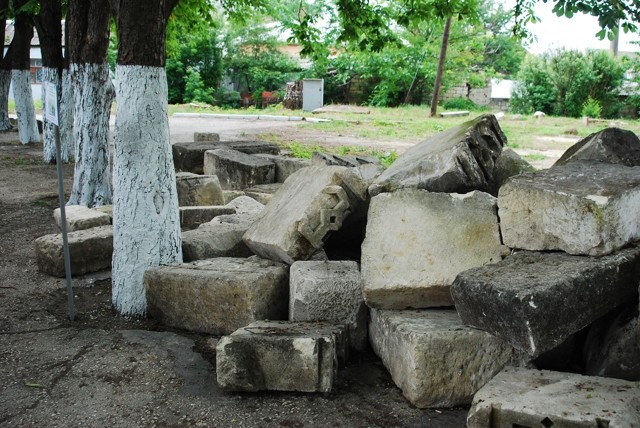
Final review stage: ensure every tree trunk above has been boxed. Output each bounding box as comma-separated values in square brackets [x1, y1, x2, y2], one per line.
[0, 0, 12, 132]
[429, 16, 452, 118]
[35, 0, 72, 163]
[11, 14, 40, 144]
[67, 63, 114, 206]
[67, 0, 114, 206]
[111, 0, 181, 317]
[58, 68, 74, 162]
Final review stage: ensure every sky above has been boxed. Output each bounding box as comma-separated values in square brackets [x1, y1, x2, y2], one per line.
[513, 1, 640, 54]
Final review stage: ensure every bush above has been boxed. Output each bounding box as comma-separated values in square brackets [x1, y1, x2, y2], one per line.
[442, 97, 481, 111]
[581, 97, 602, 118]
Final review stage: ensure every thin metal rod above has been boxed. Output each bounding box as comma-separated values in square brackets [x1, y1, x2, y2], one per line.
[54, 124, 75, 321]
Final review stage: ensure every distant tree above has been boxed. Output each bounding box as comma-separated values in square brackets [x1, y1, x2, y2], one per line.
[0, 0, 13, 132]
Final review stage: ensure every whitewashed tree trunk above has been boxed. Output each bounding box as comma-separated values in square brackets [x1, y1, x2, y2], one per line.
[111, 65, 182, 317]
[11, 69, 40, 144]
[68, 63, 114, 207]
[0, 69, 12, 131]
[41, 67, 73, 163]
[59, 69, 75, 162]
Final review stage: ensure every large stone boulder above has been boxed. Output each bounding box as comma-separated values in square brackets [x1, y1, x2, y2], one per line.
[467, 367, 640, 428]
[369, 309, 523, 409]
[53, 205, 111, 232]
[203, 148, 275, 190]
[451, 245, 640, 356]
[175, 172, 225, 206]
[553, 127, 640, 167]
[368, 114, 506, 196]
[243, 165, 368, 264]
[362, 190, 505, 309]
[216, 321, 347, 392]
[35, 225, 113, 277]
[289, 260, 368, 350]
[144, 257, 289, 335]
[499, 161, 640, 256]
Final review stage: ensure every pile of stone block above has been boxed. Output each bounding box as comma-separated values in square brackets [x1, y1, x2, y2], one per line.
[35, 120, 640, 419]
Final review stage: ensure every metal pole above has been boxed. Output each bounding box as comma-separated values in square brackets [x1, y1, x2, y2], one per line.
[54, 123, 75, 321]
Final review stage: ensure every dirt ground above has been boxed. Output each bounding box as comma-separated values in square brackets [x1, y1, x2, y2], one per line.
[0, 120, 470, 428]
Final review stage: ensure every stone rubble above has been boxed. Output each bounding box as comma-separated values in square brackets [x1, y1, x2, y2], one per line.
[36, 123, 640, 410]
[53, 204, 111, 232]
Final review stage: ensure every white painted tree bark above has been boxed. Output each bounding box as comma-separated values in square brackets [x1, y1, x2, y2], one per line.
[42, 67, 73, 163]
[11, 69, 40, 144]
[111, 65, 182, 316]
[0, 69, 12, 131]
[59, 69, 75, 162]
[68, 63, 114, 207]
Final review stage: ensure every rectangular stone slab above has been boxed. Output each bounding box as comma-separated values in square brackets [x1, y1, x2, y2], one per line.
[35, 225, 113, 277]
[499, 161, 640, 256]
[203, 148, 275, 190]
[451, 245, 640, 356]
[467, 367, 640, 428]
[361, 189, 505, 309]
[144, 257, 289, 335]
[369, 309, 522, 409]
[53, 205, 111, 232]
[175, 172, 225, 206]
[181, 213, 257, 262]
[173, 141, 280, 174]
[179, 205, 235, 230]
[216, 321, 347, 392]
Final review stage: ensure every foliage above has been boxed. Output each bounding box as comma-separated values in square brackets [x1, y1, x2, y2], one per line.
[510, 50, 624, 118]
[183, 67, 215, 104]
[581, 96, 602, 118]
[442, 97, 484, 110]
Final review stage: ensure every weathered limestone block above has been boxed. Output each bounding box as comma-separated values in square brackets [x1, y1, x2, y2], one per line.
[35, 225, 113, 277]
[243, 165, 368, 264]
[216, 321, 347, 392]
[312, 152, 360, 167]
[144, 257, 289, 335]
[368, 114, 506, 196]
[499, 161, 640, 256]
[487, 148, 535, 195]
[451, 245, 640, 356]
[203, 148, 275, 190]
[289, 260, 367, 350]
[255, 154, 311, 183]
[173, 141, 280, 174]
[179, 205, 235, 230]
[244, 183, 282, 205]
[554, 127, 640, 167]
[584, 301, 640, 381]
[53, 205, 111, 232]
[194, 132, 220, 142]
[175, 172, 225, 206]
[369, 309, 522, 409]
[467, 367, 640, 428]
[362, 190, 504, 309]
[181, 198, 264, 261]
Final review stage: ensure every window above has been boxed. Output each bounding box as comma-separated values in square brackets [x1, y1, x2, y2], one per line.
[30, 58, 42, 83]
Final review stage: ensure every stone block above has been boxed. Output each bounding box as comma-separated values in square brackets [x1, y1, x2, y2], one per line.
[584, 301, 640, 381]
[175, 172, 225, 206]
[368, 114, 506, 196]
[203, 148, 275, 190]
[216, 321, 347, 392]
[173, 141, 280, 174]
[499, 161, 640, 256]
[554, 127, 640, 167]
[289, 260, 367, 350]
[467, 367, 640, 428]
[312, 152, 360, 167]
[243, 165, 368, 264]
[35, 225, 113, 277]
[369, 309, 522, 409]
[181, 206, 262, 262]
[194, 132, 220, 142]
[179, 206, 235, 230]
[223, 195, 265, 215]
[487, 148, 535, 195]
[53, 205, 111, 232]
[451, 245, 640, 356]
[144, 257, 289, 335]
[254, 154, 311, 183]
[244, 183, 282, 205]
[362, 190, 504, 309]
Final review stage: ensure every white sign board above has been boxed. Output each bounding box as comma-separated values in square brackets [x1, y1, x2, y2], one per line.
[44, 82, 59, 126]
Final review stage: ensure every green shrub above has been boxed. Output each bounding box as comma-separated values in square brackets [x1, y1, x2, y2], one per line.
[442, 97, 480, 111]
[581, 97, 602, 118]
